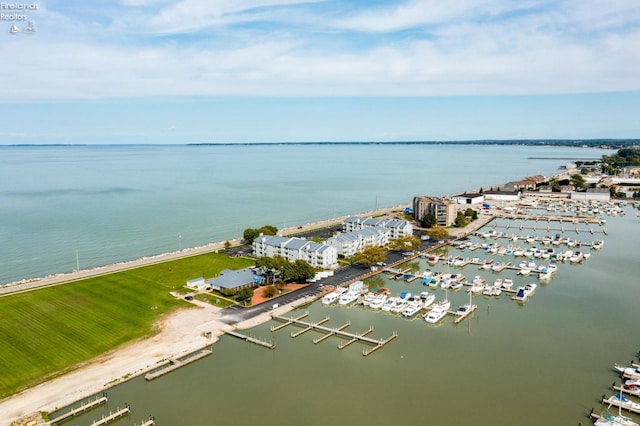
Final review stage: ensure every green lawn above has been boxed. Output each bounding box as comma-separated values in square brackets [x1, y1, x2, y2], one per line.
[0, 252, 254, 399]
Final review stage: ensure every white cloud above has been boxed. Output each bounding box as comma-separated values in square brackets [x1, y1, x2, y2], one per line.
[141, 0, 324, 34]
[1, 0, 639, 100]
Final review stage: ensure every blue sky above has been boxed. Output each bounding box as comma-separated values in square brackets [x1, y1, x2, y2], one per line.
[1, 0, 639, 143]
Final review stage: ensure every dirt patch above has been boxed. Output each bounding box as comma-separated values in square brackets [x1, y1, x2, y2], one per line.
[251, 284, 306, 305]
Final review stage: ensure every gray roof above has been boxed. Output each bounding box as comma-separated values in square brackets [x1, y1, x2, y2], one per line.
[256, 235, 289, 246]
[384, 219, 409, 229]
[283, 238, 310, 250]
[207, 268, 258, 290]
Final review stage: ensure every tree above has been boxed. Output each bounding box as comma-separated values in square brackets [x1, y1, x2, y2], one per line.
[548, 177, 559, 191]
[454, 212, 467, 227]
[224, 241, 231, 249]
[464, 208, 475, 217]
[426, 225, 449, 240]
[421, 213, 437, 228]
[471, 210, 478, 220]
[258, 225, 278, 235]
[570, 173, 585, 190]
[390, 235, 421, 251]
[236, 287, 253, 302]
[354, 246, 387, 266]
[243, 228, 260, 244]
[262, 285, 277, 298]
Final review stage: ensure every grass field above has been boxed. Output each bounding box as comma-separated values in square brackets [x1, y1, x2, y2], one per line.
[0, 252, 254, 400]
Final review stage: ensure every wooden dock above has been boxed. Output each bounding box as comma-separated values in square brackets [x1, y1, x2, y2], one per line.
[134, 416, 156, 426]
[271, 314, 397, 356]
[89, 406, 130, 426]
[270, 312, 309, 332]
[224, 330, 276, 349]
[50, 395, 108, 425]
[145, 348, 212, 380]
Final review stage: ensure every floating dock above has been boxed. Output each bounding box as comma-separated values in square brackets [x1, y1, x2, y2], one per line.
[134, 417, 156, 426]
[145, 348, 212, 380]
[271, 314, 397, 356]
[224, 330, 276, 349]
[89, 406, 130, 426]
[50, 395, 108, 425]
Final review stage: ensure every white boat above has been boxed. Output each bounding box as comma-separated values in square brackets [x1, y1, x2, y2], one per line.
[322, 291, 342, 305]
[538, 267, 551, 281]
[512, 283, 537, 301]
[490, 286, 502, 296]
[390, 298, 409, 313]
[420, 292, 436, 307]
[457, 289, 477, 315]
[482, 286, 493, 296]
[594, 410, 638, 426]
[450, 281, 463, 290]
[369, 295, 386, 310]
[615, 364, 640, 378]
[502, 278, 514, 289]
[402, 300, 423, 317]
[592, 240, 605, 250]
[569, 251, 584, 263]
[338, 291, 359, 305]
[518, 266, 531, 276]
[381, 297, 396, 312]
[607, 394, 640, 411]
[361, 292, 375, 306]
[424, 306, 448, 323]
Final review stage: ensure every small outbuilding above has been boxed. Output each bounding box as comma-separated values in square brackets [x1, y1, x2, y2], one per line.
[186, 277, 207, 291]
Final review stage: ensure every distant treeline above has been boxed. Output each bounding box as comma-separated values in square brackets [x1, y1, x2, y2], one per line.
[189, 140, 640, 148]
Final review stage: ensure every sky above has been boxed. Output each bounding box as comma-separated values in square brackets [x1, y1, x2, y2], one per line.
[0, 0, 639, 143]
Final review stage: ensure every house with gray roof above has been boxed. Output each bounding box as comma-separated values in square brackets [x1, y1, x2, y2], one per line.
[206, 267, 263, 292]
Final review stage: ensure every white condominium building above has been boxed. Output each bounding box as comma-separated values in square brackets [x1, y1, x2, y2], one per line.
[253, 235, 338, 268]
[325, 226, 390, 257]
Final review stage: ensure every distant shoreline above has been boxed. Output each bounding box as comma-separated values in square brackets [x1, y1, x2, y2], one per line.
[1, 139, 636, 148]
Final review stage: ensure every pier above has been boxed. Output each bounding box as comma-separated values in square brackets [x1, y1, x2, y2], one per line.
[50, 395, 108, 425]
[271, 313, 397, 356]
[134, 416, 156, 426]
[224, 329, 276, 349]
[269, 312, 309, 332]
[89, 406, 130, 426]
[145, 348, 212, 380]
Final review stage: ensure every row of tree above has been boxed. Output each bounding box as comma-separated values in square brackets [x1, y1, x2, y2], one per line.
[254, 255, 316, 284]
[243, 225, 278, 244]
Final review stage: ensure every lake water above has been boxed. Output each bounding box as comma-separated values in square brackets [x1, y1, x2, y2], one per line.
[0, 143, 608, 285]
[51, 202, 640, 425]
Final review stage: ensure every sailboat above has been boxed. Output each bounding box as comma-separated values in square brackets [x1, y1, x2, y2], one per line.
[595, 385, 639, 426]
[456, 289, 476, 316]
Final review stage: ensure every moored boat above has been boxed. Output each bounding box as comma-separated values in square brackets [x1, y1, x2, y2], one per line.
[512, 283, 536, 301]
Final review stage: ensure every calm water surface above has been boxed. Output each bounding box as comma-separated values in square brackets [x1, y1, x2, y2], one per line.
[55, 205, 640, 426]
[1, 144, 609, 284]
